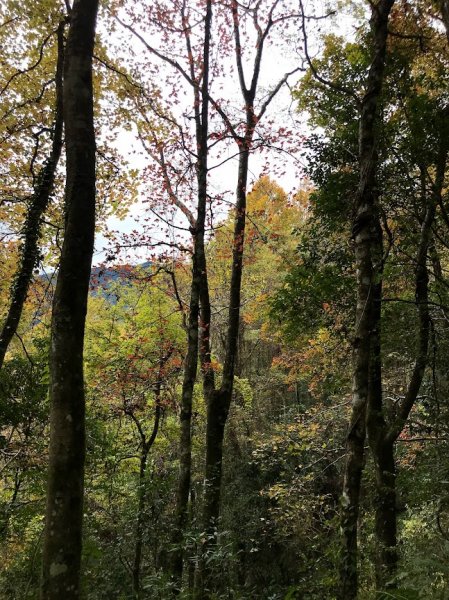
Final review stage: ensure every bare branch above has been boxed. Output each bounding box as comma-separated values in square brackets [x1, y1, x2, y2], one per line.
[257, 67, 302, 120]
[0, 29, 56, 96]
[231, 0, 248, 98]
[113, 14, 194, 88]
[298, 0, 361, 107]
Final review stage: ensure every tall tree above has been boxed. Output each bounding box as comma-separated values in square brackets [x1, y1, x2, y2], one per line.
[366, 100, 448, 588]
[339, 2, 395, 598]
[293, 4, 449, 592]
[196, 2, 300, 593]
[41, 1, 99, 598]
[170, 0, 213, 588]
[113, 2, 301, 592]
[0, 17, 66, 369]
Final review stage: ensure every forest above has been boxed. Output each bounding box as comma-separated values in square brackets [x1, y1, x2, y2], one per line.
[0, 0, 448, 598]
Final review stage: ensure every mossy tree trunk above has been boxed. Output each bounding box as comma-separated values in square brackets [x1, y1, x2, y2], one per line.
[41, 1, 98, 598]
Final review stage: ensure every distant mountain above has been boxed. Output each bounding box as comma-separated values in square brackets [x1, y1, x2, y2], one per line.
[39, 261, 153, 302]
[89, 262, 153, 302]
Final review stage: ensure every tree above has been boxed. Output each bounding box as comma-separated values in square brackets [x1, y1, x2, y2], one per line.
[110, 2, 302, 593]
[297, 1, 397, 595]
[292, 2, 449, 594]
[339, 3, 395, 597]
[4, 1, 449, 598]
[0, 5, 67, 369]
[83, 271, 185, 597]
[192, 3, 300, 592]
[41, 1, 99, 597]
[364, 19, 449, 587]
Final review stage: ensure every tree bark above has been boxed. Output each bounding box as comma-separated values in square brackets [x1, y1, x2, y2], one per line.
[170, 270, 200, 584]
[201, 142, 250, 544]
[170, 0, 213, 587]
[0, 20, 65, 369]
[197, 1, 255, 580]
[133, 449, 149, 598]
[367, 272, 399, 590]
[367, 136, 448, 592]
[41, 2, 98, 598]
[340, 2, 395, 598]
[373, 440, 397, 589]
[197, 2, 296, 594]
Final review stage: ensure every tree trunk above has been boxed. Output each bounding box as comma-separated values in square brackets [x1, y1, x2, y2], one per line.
[369, 135, 448, 592]
[131, 356, 165, 597]
[0, 20, 65, 369]
[373, 441, 397, 590]
[188, 487, 197, 593]
[41, 2, 98, 598]
[366, 276, 398, 591]
[133, 450, 149, 598]
[170, 0, 213, 587]
[202, 390, 228, 538]
[202, 142, 250, 524]
[170, 286, 199, 582]
[197, 0, 294, 591]
[196, 138, 251, 599]
[340, 408, 367, 600]
[340, 2, 395, 598]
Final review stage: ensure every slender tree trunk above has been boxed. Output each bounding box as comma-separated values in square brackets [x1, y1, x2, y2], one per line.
[365, 225, 399, 590]
[369, 214, 432, 591]
[0, 467, 22, 539]
[197, 0, 294, 592]
[368, 271, 397, 588]
[41, 2, 98, 598]
[0, 20, 65, 369]
[188, 488, 196, 592]
[170, 0, 213, 588]
[171, 228, 208, 588]
[170, 278, 200, 583]
[340, 2, 395, 598]
[368, 137, 448, 591]
[373, 441, 397, 589]
[133, 449, 149, 598]
[367, 277, 398, 590]
[171, 2, 297, 593]
[202, 391, 228, 538]
[131, 353, 167, 597]
[196, 124, 252, 597]
[201, 143, 250, 539]
[340, 406, 367, 599]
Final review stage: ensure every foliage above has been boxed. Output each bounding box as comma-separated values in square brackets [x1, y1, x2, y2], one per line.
[1, 1, 449, 598]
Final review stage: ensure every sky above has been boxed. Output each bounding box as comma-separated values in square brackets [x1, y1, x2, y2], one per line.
[93, 0, 358, 265]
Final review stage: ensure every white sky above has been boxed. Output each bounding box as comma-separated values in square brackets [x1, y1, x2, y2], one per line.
[93, 0, 359, 265]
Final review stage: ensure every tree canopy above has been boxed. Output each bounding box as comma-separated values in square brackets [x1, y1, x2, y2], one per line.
[0, 1, 449, 599]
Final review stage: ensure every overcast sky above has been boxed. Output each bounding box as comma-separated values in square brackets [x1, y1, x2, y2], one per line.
[93, 0, 358, 265]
